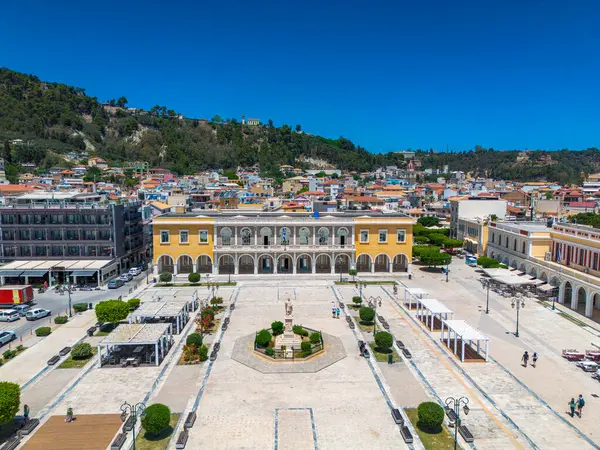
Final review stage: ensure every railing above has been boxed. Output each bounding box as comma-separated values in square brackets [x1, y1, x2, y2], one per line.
[214, 244, 355, 251]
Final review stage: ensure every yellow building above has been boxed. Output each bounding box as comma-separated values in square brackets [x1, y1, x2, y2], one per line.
[152, 211, 415, 276]
[457, 217, 489, 256]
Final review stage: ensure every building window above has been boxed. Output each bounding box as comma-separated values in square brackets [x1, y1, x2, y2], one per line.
[221, 228, 232, 246]
[360, 229, 369, 243]
[160, 230, 169, 244]
[522, 242, 526, 254]
[180, 230, 189, 244]
[396, 229, 406, 243]
[199, 230, 208, 244]
[241, 228, 251, 245]
[378, 229, 388, 243]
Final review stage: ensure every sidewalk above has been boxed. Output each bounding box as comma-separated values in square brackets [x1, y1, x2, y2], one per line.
[0, 310, 96, 387]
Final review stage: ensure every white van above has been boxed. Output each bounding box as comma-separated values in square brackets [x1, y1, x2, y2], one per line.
[0, 309, 20, 322]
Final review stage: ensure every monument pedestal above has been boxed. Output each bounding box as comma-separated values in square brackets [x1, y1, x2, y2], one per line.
[275, 315, 302, 351]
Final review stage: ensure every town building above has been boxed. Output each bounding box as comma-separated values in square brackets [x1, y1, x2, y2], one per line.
[152, 211, 414, 277]
[0, 192, 147, 287]
[487, 221, 600, 319]
[456, 217, 488, 256]
[449, 196, 507, 238]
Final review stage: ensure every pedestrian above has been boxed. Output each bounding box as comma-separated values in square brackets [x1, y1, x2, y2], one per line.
[332, 303, 336, 319]
[336, 307, 340, 319]
[23, 404, 29, 423]
[577, 395, 585, 418]
[532, 352, 538, 368]
[522, 351, 529, 367]
[568, 398, 576, 417]
[65, 407, 74, 423]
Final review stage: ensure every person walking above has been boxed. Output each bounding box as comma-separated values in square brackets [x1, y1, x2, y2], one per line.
[532, 352, 538, 368]
[336, 307, 340, 319]
[568, 398, 577, 417]
[577, 395, 585, 418]
[522, 351, 529, 367]
[23, 404, 29, 423]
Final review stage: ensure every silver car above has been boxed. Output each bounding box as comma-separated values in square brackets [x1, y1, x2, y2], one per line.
[13, 304, 31, 317]
[0, 331, 16, 346]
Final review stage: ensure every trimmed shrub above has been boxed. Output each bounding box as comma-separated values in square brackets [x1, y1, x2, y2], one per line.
[186, 333, 203, 348]
[374, 331, 393, 351]
[198, 345, 209, 362]
[54, 316, 68, 325]
[35, 327, 51, 337]
[255, 329, 272, 348]
[265, 348, 275, 357]
[348, 269, 357, 280]
[188, 272, 201, 283]
[210, 296, 223, 306]
[271, 321, 284, 336]
[309, 332, 321, 344]
[292, 325, 308, 337]
[352, 296, 362, 305]
[0, 381, 20, 425]
[141, 403, 171, 435]
[127, 298, 141, 311]
[301, 341, 312, 356]
[359, 307, 375, 324]
[71, 342, 93, 359]
[3, 350, 16, 360]
[413, 236, 430, 244]
[73, 303, 88, 313]
[159, 272, 172, 283]
[16, 345, 24, 352]
[477, 256, 500, 269]
[95, 300, 130, 324]
[417, 402, 445, 430]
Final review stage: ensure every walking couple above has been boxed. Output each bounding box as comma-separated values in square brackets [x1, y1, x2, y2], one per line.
[568, 395, 585, 418]
[521, 351, 538, 368]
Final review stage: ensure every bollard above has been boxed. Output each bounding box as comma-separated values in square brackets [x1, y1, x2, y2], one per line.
[30, 329, 33, 336]
[20, 336, 23, 343]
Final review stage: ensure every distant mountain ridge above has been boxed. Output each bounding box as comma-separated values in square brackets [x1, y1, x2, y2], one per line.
[0, 67, 597, 183]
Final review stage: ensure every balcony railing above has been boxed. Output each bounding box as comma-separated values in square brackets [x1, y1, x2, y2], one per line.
[214, 244, 356, 252]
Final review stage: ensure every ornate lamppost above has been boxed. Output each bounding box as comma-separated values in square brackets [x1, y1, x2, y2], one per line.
[511, 292, 526, 337]
[444, 396, 470, 450]
[120, 401, 146, 450]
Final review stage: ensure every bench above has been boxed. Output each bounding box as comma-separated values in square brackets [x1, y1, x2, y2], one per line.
[110, 433, 127, 450]
[381, 322, 390, 330]
[122, 414, 134, 432]
[358, 340, 365, 349]
[345, 316, 352, 323]
[213, 342, 221, 352]
[210, 351, 217, 361]
[21, 418, 39, 435]
[184, 411, 196, 428]
[395, 340, 405, 349]
[0, 437, 20, 450]
[230, 303, 235, 310]
[391, 408, 404, 425]
[445, 406, 457, 423]
[400, 425, 413, 443]
[175, 430, 189, 449]
[338, 302, 344, 308]
[401, 348, 412, 359]
[223, 318, 230, 325]
[458, 424, 474, 442]
[59, 346, 71, 356]
[221, 323, 228, 331]
[87, 326, 97, 337]
[349, 322, 355, 330]
[47, 355, 60, 366]
[378, 315, 385, 322]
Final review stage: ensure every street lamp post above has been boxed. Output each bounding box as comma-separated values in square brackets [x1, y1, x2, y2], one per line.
[482, 279, 492, 314]
[446, 263, 449, 283]
[120, 401, 146, 450]
[511, 292, 526, 337]
[444, 396, 470, 450]
[337, 256, 342, 283]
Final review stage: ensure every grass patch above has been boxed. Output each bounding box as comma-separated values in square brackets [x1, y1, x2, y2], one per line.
[558, 312, 586, 327]
[156, 282, 236, 287]
[346, 303, 361, 310]
[405, 407, 454, 450]
[368, 342, 401, 363]
[95, 322, 117, 336]
[335, 281, 397, 285]
[358, 321, 375, 333]
[58, 347, 98, 369]
[135, 413, 181, 450]
[0, 345, 27, 367]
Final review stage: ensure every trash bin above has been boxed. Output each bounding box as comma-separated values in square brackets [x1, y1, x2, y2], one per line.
[388, 353, 393, 365]
[408, 274, 412, 280]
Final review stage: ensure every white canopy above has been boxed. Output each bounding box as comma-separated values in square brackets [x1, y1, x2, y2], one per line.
[443, 320, 488, 341]
[537, 283, 556, 293]
[441, 319, 490, 363]
[406, 287, 427, 297]
[419, 298, 453, 315]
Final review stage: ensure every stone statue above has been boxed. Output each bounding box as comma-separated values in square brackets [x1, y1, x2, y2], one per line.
[285, 298, 293, 317]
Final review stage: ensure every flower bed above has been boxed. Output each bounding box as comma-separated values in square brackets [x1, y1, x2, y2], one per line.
[254, 326, 324, 360]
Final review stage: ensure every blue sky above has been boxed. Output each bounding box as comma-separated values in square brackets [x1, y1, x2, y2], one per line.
[1, 0, 599, 152]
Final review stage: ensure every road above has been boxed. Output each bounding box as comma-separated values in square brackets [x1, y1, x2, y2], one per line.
[0, 275, 148, 341]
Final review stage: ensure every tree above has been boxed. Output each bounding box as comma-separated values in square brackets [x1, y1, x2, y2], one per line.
[0, 382, 20, 424]
[255, 329, 272, 347]
[374, 331, 393, 352]
[223, 169, 239, 180]
[427, 233, 447, 246]
[420, 251, 452, 267]
[309, 332, 321, 344]
[116, 96, 128, 108]
[417, 402, 444, 430]
[127, 298, 141, 310]
[443, 238, 464, 249]
[141, 403, 171, 435]
[84, 165, 102, 183]
[271, 321, 284, 336]
[268, 119, 274, 128]
[211, 115, 223, 124]
[477, 256, 500, 268]
[94, 300, 130, 324]
[352, 296, 362, 305]
[414, 236, 430, 244]
[188, 273, 201, 283]
[417, 216, 440, 227]
[295, 124, 302, 132]
[348, 269, 357, 281]
[359, 307, 375, 324]
[186, 333, 203, 347]
[3, 141, 12, 164]
[159, 272, 172, 283]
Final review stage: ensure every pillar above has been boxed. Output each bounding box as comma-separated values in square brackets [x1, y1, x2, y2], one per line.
[453, 330, 457, 355]
[293, 227, 296, 245]
[313, 227, 316, 246]
[97, 345, 102, 367]
[461, 339, 465, 362]
[153, 265, 159, 276]
[273, 227, 277, 246]
[254, 228, 258, 246]
[312, 253, 316, 274]
[214, 227, 218, 247]
[234, 227, 238, 246]
[155, 342, 159, 366]
[293, 259, 297, 274]
[331, 256, 335, 274]
[571, 287, 578, 310]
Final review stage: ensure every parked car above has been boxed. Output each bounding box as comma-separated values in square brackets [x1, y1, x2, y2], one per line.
[129, 267, 141, 277]
[119, 273, 133, 282]
[25, 308, 51, 321]
[0, 331, 16, 346]
[0, 310, 20, 323]
[13, 304, 31, 317]
[108, 279, 124, 289]
[138, 263, 148, 272]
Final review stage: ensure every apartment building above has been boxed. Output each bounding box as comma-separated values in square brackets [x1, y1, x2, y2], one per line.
[456, 217, 488, 256]
[487, 221, 600, 319]
[449, 197, 507, 238]
[0, 192, 147, 286]
[152, 211, 414, 277]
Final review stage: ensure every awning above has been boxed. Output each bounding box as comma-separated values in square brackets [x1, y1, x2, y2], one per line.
[537, 284, 556, 293]
[0, 270, 24, 277]
[22, 270, 48, 277]
[70, 270, 98, 277]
